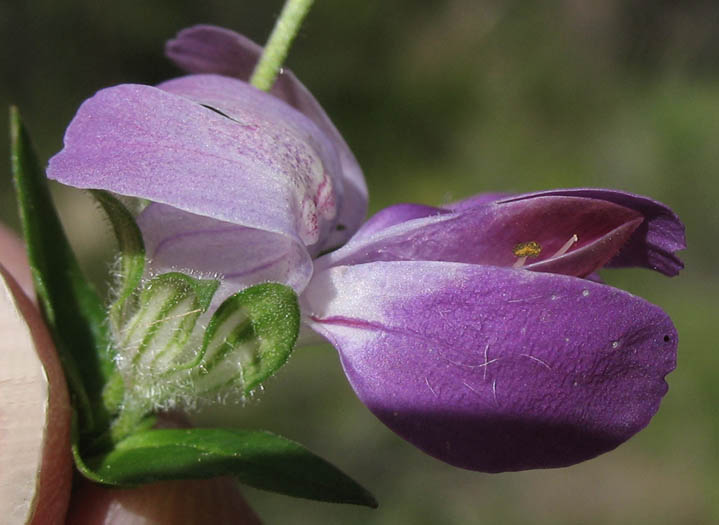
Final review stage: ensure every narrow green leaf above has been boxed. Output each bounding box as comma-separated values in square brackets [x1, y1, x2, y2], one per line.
[89, 190, 145, 333]
[193, 283, 300, 394]
[89, 428, 378, 508]
[71, 412, 158, 478]
[9, 106, 112, 435]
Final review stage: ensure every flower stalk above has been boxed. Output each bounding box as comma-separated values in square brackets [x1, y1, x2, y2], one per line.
[250, 0, 315, 91]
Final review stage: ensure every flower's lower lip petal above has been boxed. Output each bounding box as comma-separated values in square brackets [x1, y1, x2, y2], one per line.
[165, 25, 368, 247]
[305, 261, 677, 472]
[138, 203, 313, 296]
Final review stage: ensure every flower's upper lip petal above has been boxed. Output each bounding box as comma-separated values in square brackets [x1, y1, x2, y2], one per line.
[158, 74, 345, 250]
[46, 79, 337, 253]
[317, 195, 645, 277]
[496, 188, 686, 276]
[165, 24, 368, 249]
[304, 261, 677, 472]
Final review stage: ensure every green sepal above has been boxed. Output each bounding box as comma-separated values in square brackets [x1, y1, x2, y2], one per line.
[87, 428, 378, 508]
[193, 282, 300, 394]
[122, 272, 218, 363]
[9, 106, 113, 436]
[89, 190, 145, 332]
[118, 272, 219, 404]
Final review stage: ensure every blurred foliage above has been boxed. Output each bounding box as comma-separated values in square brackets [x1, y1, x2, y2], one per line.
[2, 0, 718, 523]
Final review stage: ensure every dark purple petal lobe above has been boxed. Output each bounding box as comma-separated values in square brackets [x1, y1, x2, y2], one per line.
[304, 262, 677, 472]
[525, 216, 643, 277]
[319, 196, 644, 278]
[498, 189, 686, 276]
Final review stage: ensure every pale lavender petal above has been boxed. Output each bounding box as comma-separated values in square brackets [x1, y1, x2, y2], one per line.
[497, 189, 686, 276]
[165, 25, 368, 248]
[46, 79, 340, 284]
[318, 196, 644, 278]
[157, 74, 344, 249]
[138, 203, 312, 294]
[303, 261, 677, 472]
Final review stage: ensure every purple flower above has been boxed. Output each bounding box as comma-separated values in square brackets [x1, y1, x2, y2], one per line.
[48, 25, 367, 295]
[47, 26, 686, 472]
[304, 190, 685, 472]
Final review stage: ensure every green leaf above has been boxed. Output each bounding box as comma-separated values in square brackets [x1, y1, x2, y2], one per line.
[89, 190, 145, 333]
[89, 428, 378, 508]
[9, 106, 113, 436]
[193, 283, 300, 394]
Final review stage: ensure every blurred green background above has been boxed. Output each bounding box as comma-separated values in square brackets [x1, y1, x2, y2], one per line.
[2, 1, 717, 523]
